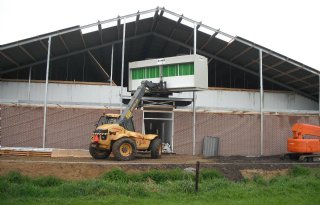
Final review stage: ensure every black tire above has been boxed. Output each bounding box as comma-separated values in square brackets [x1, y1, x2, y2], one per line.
[112, 138, 137, 161]
[89, 144, 111, 159]
[150, 138, 162, 159]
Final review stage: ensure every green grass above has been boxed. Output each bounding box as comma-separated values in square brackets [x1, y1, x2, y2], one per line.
[0, 166, 320, 205]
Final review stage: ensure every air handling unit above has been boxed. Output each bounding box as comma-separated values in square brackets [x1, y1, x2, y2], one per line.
[128, 54, 208, 92]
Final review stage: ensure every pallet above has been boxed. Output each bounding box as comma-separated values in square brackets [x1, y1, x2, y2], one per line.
[0, 149, 52, 157]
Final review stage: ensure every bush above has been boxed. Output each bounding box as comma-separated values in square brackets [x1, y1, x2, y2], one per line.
[3, 171, 30, 184]
[290, 165, 310, 177]
[200, 169, 223, 180]
[102, 168, 130, 182]
[253, 175, 268, 186]
[33, 176, 63, 187]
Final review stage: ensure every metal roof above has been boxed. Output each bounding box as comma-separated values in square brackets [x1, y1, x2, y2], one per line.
[0, 7, 319, 101]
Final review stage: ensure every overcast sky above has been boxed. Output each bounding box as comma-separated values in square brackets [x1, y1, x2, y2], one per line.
[1, 0, 319, 69]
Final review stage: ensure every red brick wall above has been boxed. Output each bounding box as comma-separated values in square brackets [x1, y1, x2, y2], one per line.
[1, 105, 319, 156]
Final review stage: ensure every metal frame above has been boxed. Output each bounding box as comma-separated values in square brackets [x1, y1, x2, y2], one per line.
[1, 7, 316, 75]
[192, 22, 197, 156]
[0, 33, 152, 75]
[153, 32, 317, 101]
[42, 36, 51, 149]
[143, 110, 174, 152]
[120, 18, 126, 113]
[259, 49, 264, 156]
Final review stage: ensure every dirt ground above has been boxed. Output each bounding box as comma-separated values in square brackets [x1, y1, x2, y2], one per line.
[1, 154, 320, 181]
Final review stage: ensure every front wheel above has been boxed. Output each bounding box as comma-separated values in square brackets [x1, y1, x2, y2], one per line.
[112, 138, 137, 161]
[89, 144, 111, 159]
[150, 138, 162, 159]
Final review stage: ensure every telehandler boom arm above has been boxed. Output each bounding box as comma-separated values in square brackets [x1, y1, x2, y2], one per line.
[118, 80, 166, 126]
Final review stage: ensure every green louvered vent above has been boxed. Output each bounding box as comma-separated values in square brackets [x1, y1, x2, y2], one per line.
[132, 63, 194, 80]
[132, 66, 160, 80]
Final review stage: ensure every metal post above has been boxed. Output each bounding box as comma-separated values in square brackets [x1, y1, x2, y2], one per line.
[27, 67, 32, 103]
[42, 36, 51, 149]
[192, 22, 197, 156]
[195, 161, 200, 192]
[120, 18, 126, 113]
[110, 44, 114, 106]
[259, 49, 264, 156]
[110, 44, 114, 87]
[192, 91, 196, 155]
[318, 74, 320, 121]
[194, 23, 197, 55]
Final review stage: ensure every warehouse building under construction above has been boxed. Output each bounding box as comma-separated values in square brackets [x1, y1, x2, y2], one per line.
[0, 7, 319, 156]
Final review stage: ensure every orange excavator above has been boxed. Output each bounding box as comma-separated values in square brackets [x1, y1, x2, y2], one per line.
[286, 123, 320, 162]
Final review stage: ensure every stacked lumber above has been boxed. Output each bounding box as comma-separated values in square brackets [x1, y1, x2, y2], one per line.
[0, 148, 52, 157]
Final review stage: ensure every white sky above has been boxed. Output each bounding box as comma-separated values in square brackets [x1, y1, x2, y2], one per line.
[1, 0, 319, 69]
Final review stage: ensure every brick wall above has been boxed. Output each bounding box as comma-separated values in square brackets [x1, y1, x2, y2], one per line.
[1, 105, 319, 156]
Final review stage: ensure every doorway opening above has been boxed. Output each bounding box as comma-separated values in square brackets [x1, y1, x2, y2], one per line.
[143, 111, 174, 153]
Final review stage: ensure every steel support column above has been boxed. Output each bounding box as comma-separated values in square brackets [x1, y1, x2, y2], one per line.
[192, 23, 197, 156]
[110, 44, 114, 106]
[28, 67, 32, 102]
[42, 36, 51, 149]
[120, 19, 126, 113]
[259, 49, 264, 156]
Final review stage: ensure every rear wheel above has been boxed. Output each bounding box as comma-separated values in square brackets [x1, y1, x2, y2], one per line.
[89, 144, 111, 159]
[150, 138, 162, 159]
[112, 138, 137, 161]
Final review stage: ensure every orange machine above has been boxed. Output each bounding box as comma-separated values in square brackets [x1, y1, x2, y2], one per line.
[287, 123, 320, 161]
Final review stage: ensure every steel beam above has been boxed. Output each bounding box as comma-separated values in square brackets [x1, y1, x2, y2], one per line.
[98, 21, 103, 44]
[79, 31, 87, 48]
[244, 53, 269, 68]
[0, 7, 159, 50]
[87, 51, 110, 78]
[0, 51, 19, 66]
[159, 14, 183, 55]
[259, 49, 264, 156]
[134, 11, 140, 35]
[109, 44, 114, 105]
[287, 74, 315, 84]
[153, 32, 317, 101]
[42, 36, 51, 149]
[200, 30, 219, 50]
[110, 44, 114, 85]
[151, 9, 163, 32]
[0, 33, 152, 75]
[300, 83, 319, 90]
[262, 60, 285, 73]
[40, 40, 48, 52]
[117, 17, 121, 40]
[192, 23, 197, 156]
[184, 23, 201, 44]
[28, 67, 32, 102]
[272, 67, 300, 79]
[192, 91, 196, 156]
[0, 6, 318, 77]
[230, 46, 252, 62]
[160, 8, 319, 75]
[120, 18, 126, 113]
[59, 35, 70, 53]
[19, 46, 37, 62]
[215, 38, 234, 56]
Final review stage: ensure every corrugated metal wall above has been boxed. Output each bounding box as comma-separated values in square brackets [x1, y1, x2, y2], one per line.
[1, 104, 319, 156]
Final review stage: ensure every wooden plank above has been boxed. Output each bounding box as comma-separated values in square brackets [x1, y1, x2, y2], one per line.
[0, 150, 52, 157]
